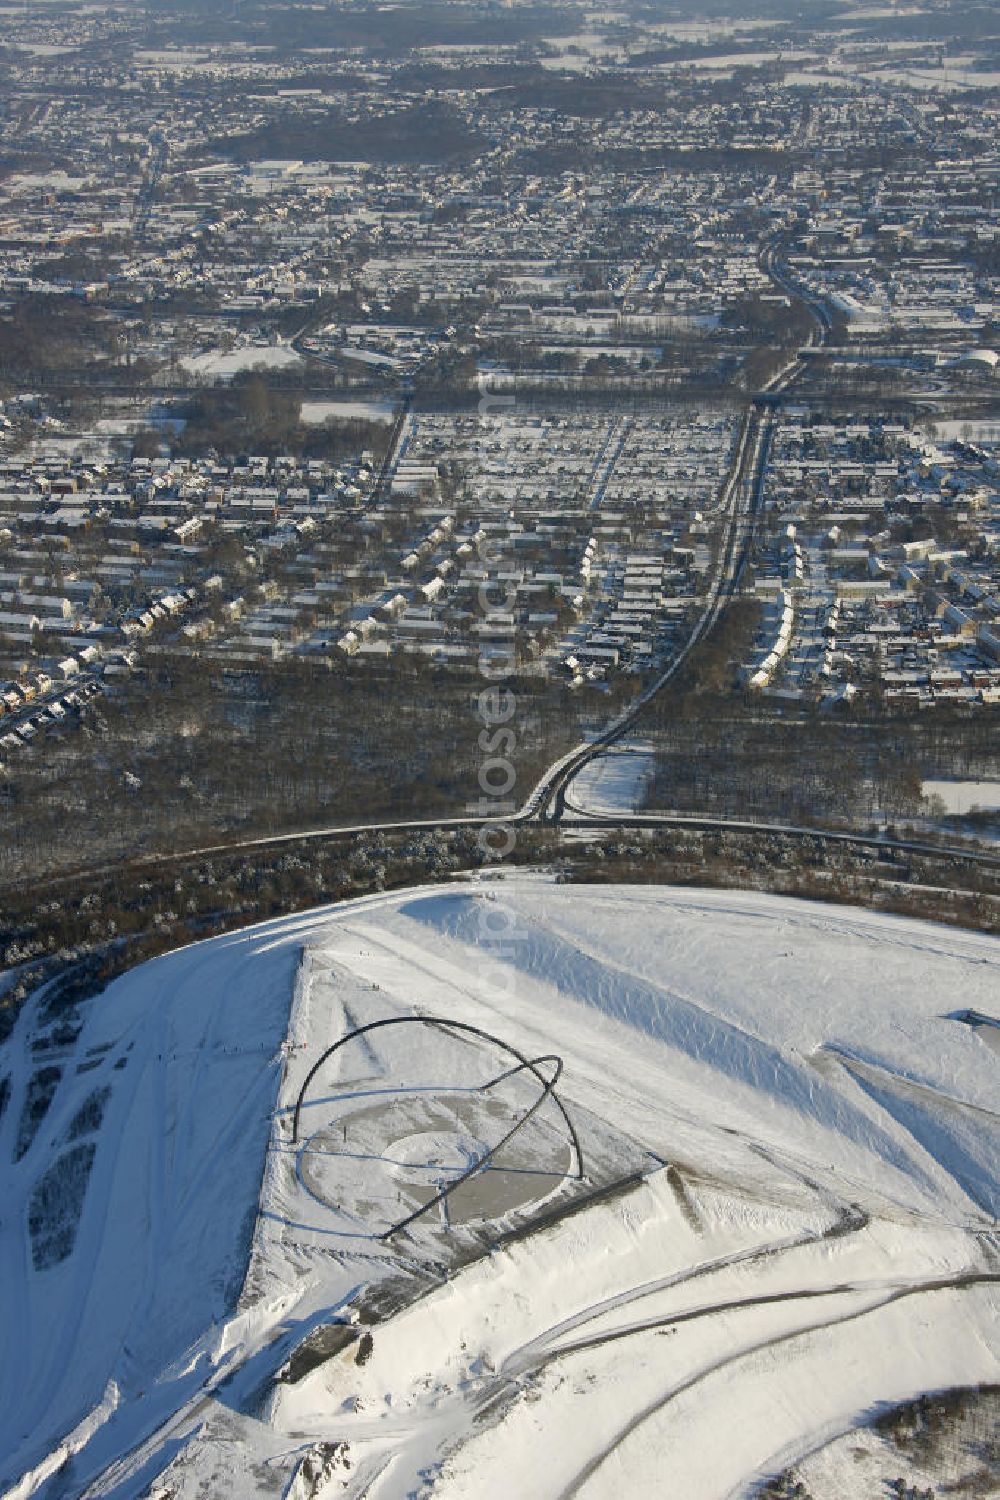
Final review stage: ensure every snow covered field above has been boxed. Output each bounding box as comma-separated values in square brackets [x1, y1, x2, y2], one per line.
[299, 399, 397, 426]
[565, 741, 655, 815]
[1, 881, 998, 1499]
[923, 778, 1000, 815]
[180, 345, 303, 381]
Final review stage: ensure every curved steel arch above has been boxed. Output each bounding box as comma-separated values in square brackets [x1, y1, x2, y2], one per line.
[386, 1051, 569, 1241]
[291, 1014, 584, 1241]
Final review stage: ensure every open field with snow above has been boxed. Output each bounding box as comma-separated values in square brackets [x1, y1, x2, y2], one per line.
[179, 345, 303, 381]
[565, 740, 655, 816]
[299, 399, 398, 426]
[1, 880, 998, 1499]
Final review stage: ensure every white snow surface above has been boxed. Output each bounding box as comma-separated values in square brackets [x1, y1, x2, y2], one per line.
[299, 399, 397, 426]
[923, 778, 1000, 815]
[565, 741, 655, 815]
[1, 881, 998, 1500]
[179, 345, 303, 380]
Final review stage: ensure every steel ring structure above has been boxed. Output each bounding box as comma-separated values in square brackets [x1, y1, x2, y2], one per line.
[291, 1014, 585, 1241]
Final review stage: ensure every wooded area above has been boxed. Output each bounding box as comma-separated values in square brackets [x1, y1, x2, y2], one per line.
[0, 653, 583, 885]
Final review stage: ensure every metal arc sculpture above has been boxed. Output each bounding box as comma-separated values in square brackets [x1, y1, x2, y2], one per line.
[291, 1014, 585, 1241]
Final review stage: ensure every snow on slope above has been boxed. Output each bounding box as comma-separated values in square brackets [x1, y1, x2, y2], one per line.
[2, 881, 998, 1500]
[0, 929, 300, 1497]
[564, 741, 655, 815]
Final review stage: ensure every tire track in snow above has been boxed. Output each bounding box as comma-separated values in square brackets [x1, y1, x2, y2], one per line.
[557, 1272, 1000, 1500]
[498, 1210, 863, 1384]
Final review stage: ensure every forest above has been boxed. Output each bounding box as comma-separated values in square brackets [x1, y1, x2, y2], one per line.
[0, 652, 584, 886]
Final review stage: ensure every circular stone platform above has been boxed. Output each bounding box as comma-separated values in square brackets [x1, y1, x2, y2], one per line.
[299, 1087, 572, 1234]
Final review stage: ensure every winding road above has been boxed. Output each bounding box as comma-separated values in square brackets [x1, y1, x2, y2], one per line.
[7, 246, 997, 901]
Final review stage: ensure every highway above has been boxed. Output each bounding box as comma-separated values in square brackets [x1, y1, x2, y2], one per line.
[22, 798, 999, 903]
[7, 244, 997, 899]
[522, 236, 833, 825]
[522, 400, 771, 823]
[556, 811, 1000, 869]
[19, 252, 998, 896]
[133, 132, 167, 245]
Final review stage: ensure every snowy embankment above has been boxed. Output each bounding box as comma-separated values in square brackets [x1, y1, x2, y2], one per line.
[1, 881, 998, 1500]
[563, 739, 656, 816]
[0, 929, 299, 1497]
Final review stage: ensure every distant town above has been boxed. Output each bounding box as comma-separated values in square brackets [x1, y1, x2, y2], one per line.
[0, 0, 997, 857]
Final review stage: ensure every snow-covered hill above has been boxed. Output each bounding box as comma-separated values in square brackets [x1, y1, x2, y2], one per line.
[1, 880, 998, 1500]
